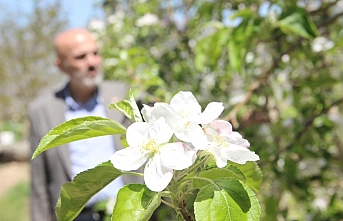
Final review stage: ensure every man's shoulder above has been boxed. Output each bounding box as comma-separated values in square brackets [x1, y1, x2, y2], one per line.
[100, 80, 127, 90]
[29, 85, 64, 112]
[99, 81, 129, 98]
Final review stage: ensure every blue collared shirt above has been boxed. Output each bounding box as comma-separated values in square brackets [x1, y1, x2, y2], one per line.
[64, 87, 124, 206]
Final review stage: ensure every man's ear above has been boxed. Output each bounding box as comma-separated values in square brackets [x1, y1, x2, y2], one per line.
[55, 58, 64, 72]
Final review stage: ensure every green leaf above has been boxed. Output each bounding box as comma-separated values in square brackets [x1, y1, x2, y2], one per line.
[228, 162, 263, 193]
[230, 9, 255, 20]
[284, 154, 297, 183]
[32, 116, 126, 159]
[280, 106, 299, 119]
[194, 178, 251, 221]
[56, 161, 124, 221]
[109, 89, 143, 123]
[195, 24, 229, 71]
[278, 7, 318, 39]
[264, 196, 279, 220]
[244, 184, 261, 221]
[228, 10, 259, 72]
[119, 134, 129, 148]
[194, 168, 246, 189]
[194, 53, 207, 71]
[112, 184, 161, 221]
[226, 164, 246, 181]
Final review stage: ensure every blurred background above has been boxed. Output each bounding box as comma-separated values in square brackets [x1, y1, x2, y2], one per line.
[1, 0, 343, 220]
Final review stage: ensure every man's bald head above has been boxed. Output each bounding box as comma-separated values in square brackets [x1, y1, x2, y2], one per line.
[53, 28, 103, 92]
[54, 28, 96, 60]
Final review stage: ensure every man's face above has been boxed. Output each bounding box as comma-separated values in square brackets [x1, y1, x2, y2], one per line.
[59, 34, 103, 88]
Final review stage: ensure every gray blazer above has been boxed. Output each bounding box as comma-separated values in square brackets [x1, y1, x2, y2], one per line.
[29, 81, 142, 221]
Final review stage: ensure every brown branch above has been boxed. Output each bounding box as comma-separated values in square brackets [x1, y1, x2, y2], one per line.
[318, 11, 343, 28]
[288, 97, 343, 148]
[179, 198, 194, 221]
[223, 40, 302, 127]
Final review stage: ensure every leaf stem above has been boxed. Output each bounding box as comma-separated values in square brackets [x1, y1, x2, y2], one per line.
[161, 199, 178, 210]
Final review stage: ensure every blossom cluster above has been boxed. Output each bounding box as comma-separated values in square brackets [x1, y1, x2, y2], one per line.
[110, 91, 259, 191]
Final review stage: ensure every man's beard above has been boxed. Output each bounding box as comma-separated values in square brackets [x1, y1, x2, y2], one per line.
[82, 72, 103, 87]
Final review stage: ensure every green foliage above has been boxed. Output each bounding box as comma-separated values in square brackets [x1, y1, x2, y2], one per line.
[52, 157, 262, 221]
[33, 95, 262, 221]
[194, 161, 263, 194]
[109, 90, 143, 122]
[228, 9, 261, 72]
[195, 168, 246, 188]
[228, 162, 263, 193]
[32, 116, 126, 159]
[56, 161, 124, 221]
[278, 6, 318, 39]
[95, 1, 343, 220]
[112, 184, 161, 221]
[194, 179, 258, 221]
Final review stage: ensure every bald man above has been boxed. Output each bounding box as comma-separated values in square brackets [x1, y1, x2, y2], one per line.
[29, 28, 141, 221]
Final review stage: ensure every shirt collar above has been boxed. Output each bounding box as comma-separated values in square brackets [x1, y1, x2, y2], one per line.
[63, 85, 101, 112]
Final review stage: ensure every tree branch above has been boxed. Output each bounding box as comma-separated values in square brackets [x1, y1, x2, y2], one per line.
[223, 40, 302, 127]
[222, 6, 343, 128]
[260, 96, 343, 166]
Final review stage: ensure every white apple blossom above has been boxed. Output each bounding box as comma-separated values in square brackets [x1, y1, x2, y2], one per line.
[202, 120, 259, 167]
[107, 11, 125, 31]
[110, 118, 196, 192]
[145, 91, 224, 150]
[120, 34, 135, 48]
[88, 19, 106, 33]
[141, 104, 153, 122]
[312, 36, 334, 52]
[135, 13, 159, 27]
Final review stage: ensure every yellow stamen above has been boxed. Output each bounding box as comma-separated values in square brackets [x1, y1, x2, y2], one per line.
[179, 110, 191, 119]
[214, 135, 227, 148]
[142, 138, 160, 153]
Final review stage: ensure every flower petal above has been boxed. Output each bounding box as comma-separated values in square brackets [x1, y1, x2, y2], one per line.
[110, 147, 148, 171]
[160, 142, 197, 170]
[170, 91, 201, 118]
[144, 154, 173, 192]
[186, 122, 208, 150]
[196, 102, 224, 124]
[126, 122, 150, 147]
[152, 103, 179, 130]
[228, 132, 250, 148]
[141, 104, 153, 122]
[149, 118, 173, 144]
[208, 146, 227, 168]
[207, 120, 233, 136]
[221, 145, 259, 164]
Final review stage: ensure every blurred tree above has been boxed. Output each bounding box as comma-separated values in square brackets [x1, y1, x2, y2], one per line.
[96, 0, 343, 220]
[0, 0, 67, 134]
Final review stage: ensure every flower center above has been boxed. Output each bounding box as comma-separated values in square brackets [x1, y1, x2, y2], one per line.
[213, 135, 227, 148]
[203, 126, 229, 148]
[179, 110, 191, 120]
[142, 138, 160, 153]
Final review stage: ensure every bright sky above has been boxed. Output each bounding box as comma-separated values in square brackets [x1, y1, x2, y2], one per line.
[0, 0, 105, 28]
[60, 0, 105, 28]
